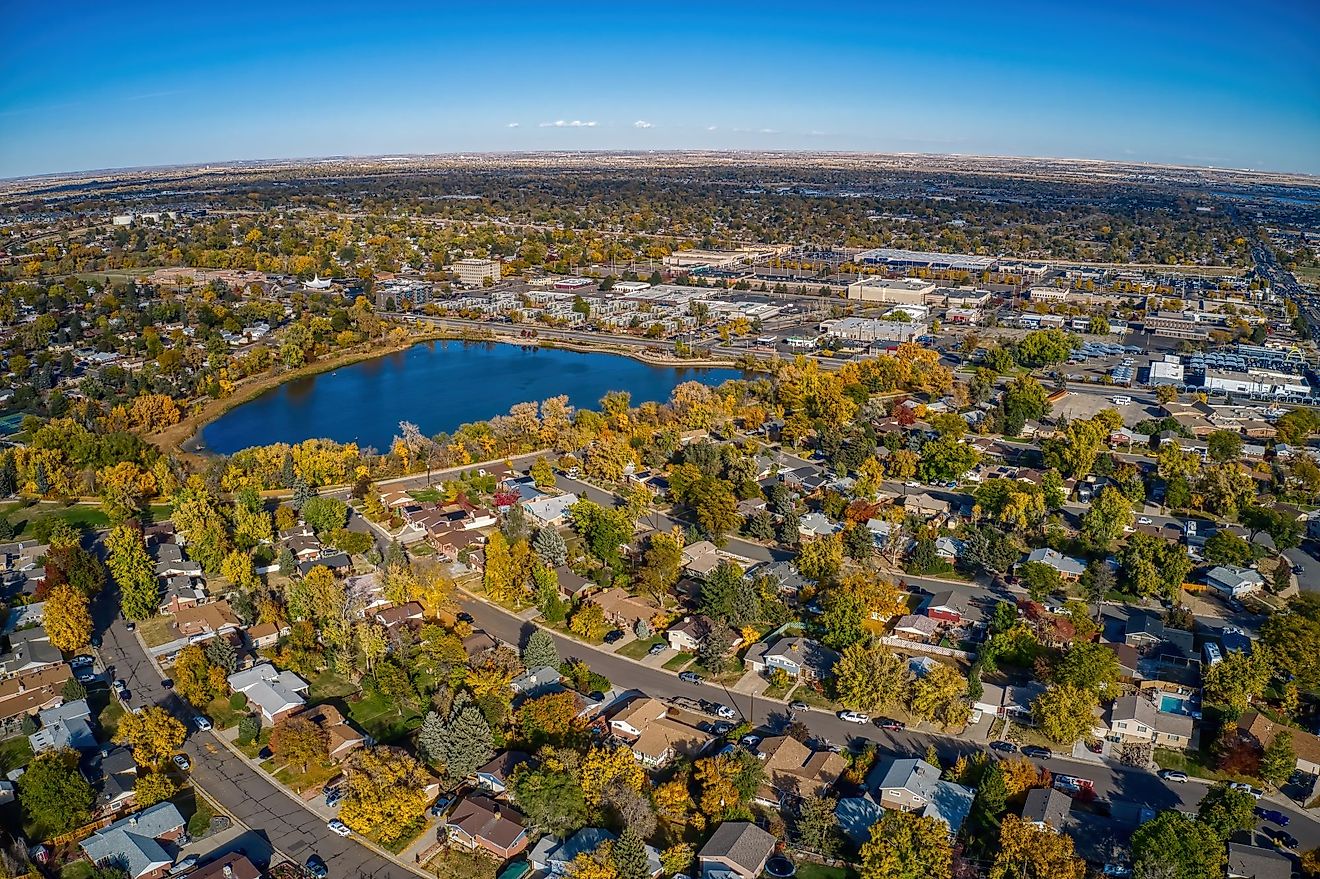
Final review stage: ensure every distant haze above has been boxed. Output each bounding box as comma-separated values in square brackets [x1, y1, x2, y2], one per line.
[2, 1, 1318, 177]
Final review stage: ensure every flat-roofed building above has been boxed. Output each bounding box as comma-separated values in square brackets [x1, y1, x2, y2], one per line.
[1028, 286, 1068, 303]
[453, 258, 501, 286]
[1144, 311, 1213, 340]
[1148, 355, 1185, 385]
[853, 248, 996, 273]
[845, 277, 936, 305]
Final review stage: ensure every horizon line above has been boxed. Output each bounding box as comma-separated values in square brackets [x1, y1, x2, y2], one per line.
[5, 148, 1319, 186]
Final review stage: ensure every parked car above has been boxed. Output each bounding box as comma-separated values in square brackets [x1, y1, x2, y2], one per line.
[193, 716, 212, 732]
[837, 710, 869, 724]
[172, 755, 190, 771]
[714, 704, 737, 720]
[1255, 807, 1290, 827]
[112, 679, 126, 694]
[327, 819, 351, 837]
[740, 734, 761, 749]
[1229, 782, 1264, 800]
[1137, 516, 1153, 525]
[989, 740, 1018, 754]
[1021, 746, 1053, 760]
[1264, 828, 1298, 850]
[74, 669, 98, 683]
[679, 672, 703, 685]
[648, 642, 666, 656]
[603, 630, 625, 644]
[70, 655, 94, 669]
[306, 855, 329, 879]
[711, 721, 734, 735]
[1157, 769, 1188, 783]
[874, 718, 905, 731]
[160, 678, 174, 690]
[168, 856, 199, 875]
[789, 700, 810, 712]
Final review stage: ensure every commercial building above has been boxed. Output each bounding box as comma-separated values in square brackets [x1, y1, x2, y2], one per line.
[1148, 355, 1185, 386]
[818, 317, 925, 343]
[553, 277, 595, 291]
[1143, 311, 1214, 341]
[453, 258, 501, 286]
[1028, 287, 1069, 303]
[845, 277, 936, 305]
[853, 247, 996, 273]
[1204, 369, 1310, 397]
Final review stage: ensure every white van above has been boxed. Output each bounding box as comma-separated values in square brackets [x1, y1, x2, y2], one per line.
[1111, 395, 1132, 405]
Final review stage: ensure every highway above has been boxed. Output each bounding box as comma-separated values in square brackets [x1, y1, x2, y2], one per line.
[90, 585, 419, 879]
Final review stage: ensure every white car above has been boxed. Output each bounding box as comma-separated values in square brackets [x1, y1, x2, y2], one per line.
[112, 679, 126, 694]
[837, 710, 870, 724]
[1137, 517, 1153, 526]
[193, 715, 213, 732]
[714, 704, 737, 720]
[327, 819, 351, 837]
[1229, 782, 1263, 800]
[172, 754, 190, 771]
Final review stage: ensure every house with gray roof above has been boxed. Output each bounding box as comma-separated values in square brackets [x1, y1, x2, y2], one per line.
[1, 626, 62, 676]
[531, 828, 661, 877]
[29, 699, 96, 753]
[227, 662, 307, 723]
[79, 801, 186, 879]
[865, 757, 974, 834]
[1020, 547, 1086, 580]
[523, 493, 579, 527]
[697, 821, 776, 879]
[1207, 565, 1264, 599]
[1226, 842, 1292, 879]
[1021, 787, 1072, 830]
[746, 637, 839, 681]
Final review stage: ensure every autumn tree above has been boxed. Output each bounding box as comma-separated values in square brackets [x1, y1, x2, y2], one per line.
[44, 583, 92, 652]
[835, 641, 910, 713]
[17, 749, 94, 835]
[106, 523, 159, 620]
[1031, 685, 1097, 746]
[516, 690, 582, 748]
[582, 744, 646, 809]
[338, 746, 433, 845]
[1080, 486, 1133, 548]
[270, 715, 330, 772]
[859, 810, 952, 879]
[172, 644, 228, 707]
[990, 815, 1086, 879]
[908, 663, 970, 729]
[1129, 812, 1224, 879]
[114, 706, 187, 768]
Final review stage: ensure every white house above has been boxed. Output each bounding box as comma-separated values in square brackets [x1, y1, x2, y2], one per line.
[1206, 565, 1264, 599]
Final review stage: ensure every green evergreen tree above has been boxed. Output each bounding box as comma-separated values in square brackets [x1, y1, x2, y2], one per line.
[417, 710, 447, 767]
[613, 827, 651, 879]
[532, 527, 568, 567]
[522, 630, 560, 670]
[205, 636, 238, 673]
[442, 694, 494, 782]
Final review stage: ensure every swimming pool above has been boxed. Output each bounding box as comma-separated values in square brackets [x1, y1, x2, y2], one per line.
[1159, 693, 1193, 716]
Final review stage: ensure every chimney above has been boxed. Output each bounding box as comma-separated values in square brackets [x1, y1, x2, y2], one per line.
[128, 816, 138, 826]
[223, 866, 234, 879]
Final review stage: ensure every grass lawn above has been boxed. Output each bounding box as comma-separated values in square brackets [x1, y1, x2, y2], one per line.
[663, 652, 695, 671]
[238, 727, 272, 760]
[689, 658, 745, 686]
[1153, 746, 1232, 782]
[764, 679, 793, 700]
[205, 695, 248, 731]
[345, 690, 424, 744]
[307, 669, 359, 704]
[794, 686, 839, 712]
[409, 488, 446, 503]
[427, 844, 499, 879]
[137, 616, 178, 648]
[795, 863, 856, 879]
[618, 636, 666, 660]
[60, 862, 96, 879]
[95, 694, 126, 741]
[0, 736, 33, 773]
[270, 758, 341, 794]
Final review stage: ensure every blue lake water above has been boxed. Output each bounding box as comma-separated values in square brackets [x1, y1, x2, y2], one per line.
[201, 340, 746, 454]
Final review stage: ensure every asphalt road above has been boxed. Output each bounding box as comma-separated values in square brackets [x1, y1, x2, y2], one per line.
[90, 586, 418, 879]
[455, 592, 1320, 851]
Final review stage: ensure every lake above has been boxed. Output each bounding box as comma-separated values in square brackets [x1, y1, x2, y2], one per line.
[201, 340, 747, 453]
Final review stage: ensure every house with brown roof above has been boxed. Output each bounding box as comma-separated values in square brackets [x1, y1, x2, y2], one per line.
[667, 615, 739, 653]
[188, 854, 262, 879]
[0, 663, 70, 736]
[752, 735, 846, 809]
[589, 587, 662, 632]
[444, 795, 529, 859]
[173, 601, 241, 641]
[374, 601, 424, 629]
[1238, 711, 1320, 776]
[245, 622, 284, 650]
[301, 704, 367, 761]
[609, 697, 714, 768]
[697, 822, 776, 879]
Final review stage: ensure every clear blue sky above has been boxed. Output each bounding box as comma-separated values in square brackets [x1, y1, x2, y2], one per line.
[2, 0, 1318, 177]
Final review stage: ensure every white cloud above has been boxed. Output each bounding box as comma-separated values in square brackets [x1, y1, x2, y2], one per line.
[759, 128, 778, 134]
[706, 125, 718, 131]
[540, 120, 597, 128]
[633, 120, 653, 129]
[506, 122, 520, 128]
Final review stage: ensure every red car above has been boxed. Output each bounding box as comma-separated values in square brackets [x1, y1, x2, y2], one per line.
[875, 718, 906, 731]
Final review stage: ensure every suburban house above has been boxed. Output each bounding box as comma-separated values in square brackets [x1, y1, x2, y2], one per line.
[1095, 694, 1193, 750]
[972, 681, 1045, 720]
[922, 591, 969, 624]
[609, 697, 713, 767]
[891, 614, 940, 643]
[797, 512, 839, 539]
[79, 802, 187, 879]
[744, 637, 839, 682]
[752, 735, 847, 808]
[444, 795, 530, 860]
[158, 575, 206, 616]
[173, 601, 242, 642]
[1020, 547, 1086, 581]
[151, 543, 202, 579]
[1206, 565, 1265, 599]
[510, 666, 563, 700]
[755, 561, 809, 598]
[866, 757, 975, 834]
[902, 493, 950, 518]
[588, 588, 661, 632]
[697, 821, 776, 879]
[1226, 843, 1293, 879]
[93, 746, 140, 815]
[1238, 711, 1320, 776]
[1, 627, 63, 676]
[245, 622, 284, 650]
[0, 663, 70, 735]
[1022, 787, 1072, 830]
[523, 493, 579, 528]
[531, 828, 661, 877]
[666, 615, 739, 654]
[301, 704, 367, 761]
[29, 698, 96, 753]
[227, 662, 308, 723]
[374, 601, 424, 630]
[188, 854, 263, 879]
[680, 541, 753, 579]
[474, 751, 531, 796]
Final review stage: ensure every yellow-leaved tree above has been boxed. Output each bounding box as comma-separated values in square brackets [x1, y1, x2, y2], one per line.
[44, 583, 92, 652]
[115, 706, 187, 768]
[580, 744, 645, 808]
[338, 746, 432, 845]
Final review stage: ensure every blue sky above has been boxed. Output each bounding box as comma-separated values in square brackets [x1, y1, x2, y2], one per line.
[2, 1, 1318, 177]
